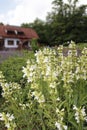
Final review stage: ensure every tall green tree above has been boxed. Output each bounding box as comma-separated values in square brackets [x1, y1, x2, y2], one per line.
[21, 18, 50, 45]
[46, 0, 87, 45]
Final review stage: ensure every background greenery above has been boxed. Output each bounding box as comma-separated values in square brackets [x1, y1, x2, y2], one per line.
[21, 0, 87, 46]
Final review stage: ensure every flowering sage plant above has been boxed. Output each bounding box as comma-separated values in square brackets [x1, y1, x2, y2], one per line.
[0, 42, 87, 130]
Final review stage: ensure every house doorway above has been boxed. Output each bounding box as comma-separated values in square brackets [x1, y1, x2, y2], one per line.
[0, 39, 4, 50]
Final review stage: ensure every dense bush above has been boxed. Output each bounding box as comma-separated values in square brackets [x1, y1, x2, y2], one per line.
[0, 42, 87, 130]
[0, 51, 34, 83]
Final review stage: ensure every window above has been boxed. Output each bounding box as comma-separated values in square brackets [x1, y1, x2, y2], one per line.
[7, 30, 15, 35]
[17, 31, 24, 35]
[8, 40, 14, 45]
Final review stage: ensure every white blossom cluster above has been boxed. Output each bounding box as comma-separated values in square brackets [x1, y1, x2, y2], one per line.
[0, 112, 16, 130]
[31, 91, 45, 103]
[55, 108, 67, 130]
[55, 122, 67, 130]
[73, 105, 87, 123]
[0, 71, 5, 84]
[22, 42, 87, 110]
[1, 82, 21, 99]
[19, 103, 30, 110]
[22, 47, 59, 104]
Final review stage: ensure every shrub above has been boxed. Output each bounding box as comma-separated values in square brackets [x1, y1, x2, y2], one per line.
[0, 51, 34, 83]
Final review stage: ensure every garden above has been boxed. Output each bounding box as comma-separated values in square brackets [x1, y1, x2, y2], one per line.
[0, 42, 87, 130]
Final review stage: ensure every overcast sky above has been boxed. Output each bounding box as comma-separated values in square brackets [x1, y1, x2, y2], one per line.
[0, 0, 87, 26]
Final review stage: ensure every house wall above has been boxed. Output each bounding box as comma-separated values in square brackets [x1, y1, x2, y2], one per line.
[4, 38, 20, 48]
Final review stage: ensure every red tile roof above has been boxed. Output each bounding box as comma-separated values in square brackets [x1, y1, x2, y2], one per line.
[0, 25, 39, 39]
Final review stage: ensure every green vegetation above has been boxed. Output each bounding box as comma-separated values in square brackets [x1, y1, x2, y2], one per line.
[77, 43, 87, 49]
[0, 51, 34, 83]
[0, 43, 87, 130]
[31, 38, 39, 52]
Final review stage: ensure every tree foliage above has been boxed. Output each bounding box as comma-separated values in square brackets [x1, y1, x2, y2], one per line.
[46, 0, 87, 45]
[21, 0, 87, 46]
[21, 18, 50, 45]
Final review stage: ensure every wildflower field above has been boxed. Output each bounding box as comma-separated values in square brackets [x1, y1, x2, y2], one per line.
[0, 42, 87, 130]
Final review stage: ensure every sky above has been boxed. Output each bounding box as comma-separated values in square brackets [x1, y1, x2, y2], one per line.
[0, 0, 87, 26]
